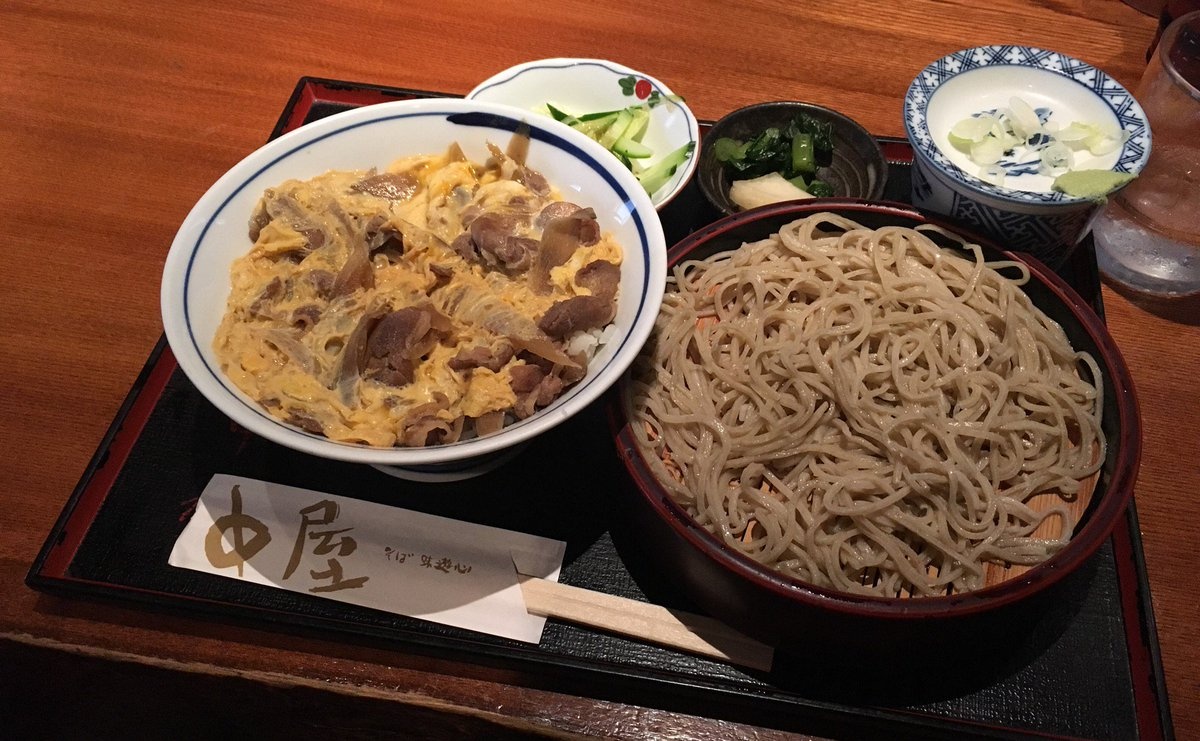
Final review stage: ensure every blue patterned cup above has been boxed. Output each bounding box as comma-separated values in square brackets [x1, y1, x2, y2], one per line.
[905, 46, 1151, 269]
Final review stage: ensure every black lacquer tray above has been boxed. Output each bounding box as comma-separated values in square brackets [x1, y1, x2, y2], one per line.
[28, 77, 1173, 741]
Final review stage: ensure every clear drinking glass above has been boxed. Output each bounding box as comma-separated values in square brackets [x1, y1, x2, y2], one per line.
[1092, 10, 1200, 297]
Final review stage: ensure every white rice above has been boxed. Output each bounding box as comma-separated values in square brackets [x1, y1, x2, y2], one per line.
[566, 322, 620, 361]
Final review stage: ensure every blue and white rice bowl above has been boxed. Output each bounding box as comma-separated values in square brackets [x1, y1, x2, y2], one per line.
[160, 98, 666, 480]
[905, 45, 1150, 267]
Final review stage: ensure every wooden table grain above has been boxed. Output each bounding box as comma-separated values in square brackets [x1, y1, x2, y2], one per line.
[2, 1, 1195, 737]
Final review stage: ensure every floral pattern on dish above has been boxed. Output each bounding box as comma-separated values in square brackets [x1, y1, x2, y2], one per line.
[468, 59, 700, 209]
[904, 45, 1150, 205]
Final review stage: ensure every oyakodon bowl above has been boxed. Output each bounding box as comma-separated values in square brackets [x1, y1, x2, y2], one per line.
[609, 200, 1140, 649]
[161, 98, 666, 478]
[904, 46, 1150, 269]
[696, 101, 887, 216]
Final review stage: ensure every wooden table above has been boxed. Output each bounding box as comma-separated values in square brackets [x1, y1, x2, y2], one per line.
[2, 1, 1195, 737]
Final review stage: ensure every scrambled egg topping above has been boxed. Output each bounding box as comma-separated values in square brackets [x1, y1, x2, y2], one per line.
[214, 144, 622, 447]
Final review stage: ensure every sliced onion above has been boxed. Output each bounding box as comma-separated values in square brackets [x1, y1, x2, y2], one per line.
[1008, 96, 1042, 141]
[1085, 125, 1127, 156]
[1054, 122, 1093, 144]
[1087, 136, 1120, 156]
[970, 137, 1005, 165]
[990, 114, 1012, 141]
[1039, 142, 1074, 175]
[948, 103, 1130, 186]
[951, 116, 994, 142]
[990, 116, 1023, 150]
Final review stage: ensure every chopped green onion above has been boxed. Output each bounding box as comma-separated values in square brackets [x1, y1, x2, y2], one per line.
[947, 96, 1134, 189]
[1054, 122, 1092, 144]
[1038, 142, 1074, 176]
[970, 137, 1004, 165]
[1008, 96, 1041, 140]
[951, 116, 993, 143]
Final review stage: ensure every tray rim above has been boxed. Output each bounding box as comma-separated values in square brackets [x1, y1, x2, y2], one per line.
[25, 75, 1173, 741]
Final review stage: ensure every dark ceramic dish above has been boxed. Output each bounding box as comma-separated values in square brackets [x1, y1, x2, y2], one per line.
[609, 201, 1141, 651]
[696, 101, 888, 216]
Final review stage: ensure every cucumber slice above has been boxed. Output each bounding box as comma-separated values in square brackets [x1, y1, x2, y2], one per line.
[572, 112, 619, 138]
[599, 109, 635, 149]
[624, 107, 650, 143]
[576, 107, 625, 122]
[545, 103, 573, 123]
[637, 141, 695, 195]
[613, 135, 653, 159]
[540, 101, 691, 195]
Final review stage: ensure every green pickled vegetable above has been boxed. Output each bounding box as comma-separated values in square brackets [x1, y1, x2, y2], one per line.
[713, 113, 836, 194]
[791, 114, 833, 162]
[791, 133, 815, 176]
[713, 137, 748, 162]
[806, 180, 835, 198]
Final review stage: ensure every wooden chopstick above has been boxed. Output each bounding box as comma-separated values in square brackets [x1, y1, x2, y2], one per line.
[516, 574, 774, 672]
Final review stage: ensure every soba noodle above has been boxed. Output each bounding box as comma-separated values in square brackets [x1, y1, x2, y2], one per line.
[628, 213, 1105, 597]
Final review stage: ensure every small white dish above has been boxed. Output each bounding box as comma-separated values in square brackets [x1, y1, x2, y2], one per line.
[904, 46, 1151, 266]
[467, 58, 700, 209]
[160, 98, 666, 478]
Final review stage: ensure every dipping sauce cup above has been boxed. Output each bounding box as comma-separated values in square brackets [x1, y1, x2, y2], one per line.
[905, 46, 1150, 271]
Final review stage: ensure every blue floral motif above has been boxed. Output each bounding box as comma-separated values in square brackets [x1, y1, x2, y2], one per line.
[903, 45, 1151, 204]
[964, 106, 1056, 178]
[912, 155, 933, 201]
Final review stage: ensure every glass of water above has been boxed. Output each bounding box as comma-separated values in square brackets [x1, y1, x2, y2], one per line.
[1092, 10, 1200, 297]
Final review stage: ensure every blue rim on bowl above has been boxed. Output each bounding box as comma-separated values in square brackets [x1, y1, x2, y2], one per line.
[160, 98, 667, 471]
[904, 46, 1151, 205]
